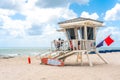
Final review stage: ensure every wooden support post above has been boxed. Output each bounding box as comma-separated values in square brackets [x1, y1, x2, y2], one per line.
[76, 53, 79, 62]
[86, 51, 93, 66]
[96, 51, 108, 64]
[80, 52, 83, 66]
[75, 28, 78, 50]
[76, 52, 81, 62]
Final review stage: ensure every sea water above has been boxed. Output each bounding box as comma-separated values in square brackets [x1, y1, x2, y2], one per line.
[0, 47, 50, 57]
[0, 47, 120, 57]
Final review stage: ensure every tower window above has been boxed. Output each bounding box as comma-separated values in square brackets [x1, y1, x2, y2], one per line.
[87, 27, 94, 40]
[66, 28, 76, 40]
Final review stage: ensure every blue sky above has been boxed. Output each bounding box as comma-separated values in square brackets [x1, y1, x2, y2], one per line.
[0, 0, 120, 47]
[70, 0, 117, 17]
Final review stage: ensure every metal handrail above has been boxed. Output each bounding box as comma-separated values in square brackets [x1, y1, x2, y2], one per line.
[51, 40, 96, 51]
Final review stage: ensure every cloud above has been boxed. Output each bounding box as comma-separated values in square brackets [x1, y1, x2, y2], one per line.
[71, 0, 90, 5]
[27, 24, 43, 35]
[80, 11, 99, 20]
[104, 3, 120, 21]
[0, 0, 90, 11]
[0, 28, 8, 37]
[97, 26, 120, 47]
[36, 0, 69, 8]
[0, 0, 78, 47]
[0, 0, 27, 10]
[22, 7, 77, 35]
[36, 0, 90, 8]
[0, 8, 15, 16]
[0, 1, 77, 37]
[0, 13, 28, 38]
[0, 18, 3, 26]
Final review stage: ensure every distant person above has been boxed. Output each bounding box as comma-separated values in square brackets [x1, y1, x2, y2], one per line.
[53, 40, 60, 50]
[53, 38, 64, 50]
[58, 38, 64, 46]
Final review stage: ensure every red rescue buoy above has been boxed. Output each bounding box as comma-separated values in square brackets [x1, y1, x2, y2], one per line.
[41, 58, 64, 66]
[28, 56, 31, 64]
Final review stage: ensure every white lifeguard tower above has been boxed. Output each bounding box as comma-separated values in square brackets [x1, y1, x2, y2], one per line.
[41, 17, 108, 66]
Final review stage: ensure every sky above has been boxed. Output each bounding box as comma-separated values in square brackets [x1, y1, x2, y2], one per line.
[0, 0, 120, 48]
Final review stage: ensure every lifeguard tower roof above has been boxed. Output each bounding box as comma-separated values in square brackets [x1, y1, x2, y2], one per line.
[58, 17, 103, 28]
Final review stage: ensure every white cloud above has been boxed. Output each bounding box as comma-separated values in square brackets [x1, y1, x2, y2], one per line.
[97, 27, 120, 39]
[22, 7, 76, 24]
[71, 0, 90, 5]
[80, 11, 99, 20]
[36, 0, 90, 8]
[0, 0, 77, 37]
[104, 3, 120, 21]
[0, 0, 28, 11]
[20, 7, 77, 38]
[0, 0, 78, 47]
[0, 9, 15, 16]
[36, 0, 68, 8]
[0, 12, 29, 38]
[97, 26, 120, 47]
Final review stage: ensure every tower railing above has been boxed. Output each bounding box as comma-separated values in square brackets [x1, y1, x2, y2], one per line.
[51, 39, 96, 52]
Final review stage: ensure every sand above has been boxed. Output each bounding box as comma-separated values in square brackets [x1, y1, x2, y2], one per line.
[0, 52, 120, 80]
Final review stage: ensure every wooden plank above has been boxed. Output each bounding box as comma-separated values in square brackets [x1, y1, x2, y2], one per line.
[95, 51, 108, 64]
[86, 52, 93, 66]
[57, 51, 75, 60]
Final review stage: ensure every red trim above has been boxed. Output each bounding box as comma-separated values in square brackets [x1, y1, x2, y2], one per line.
[70, 40, 73, 49]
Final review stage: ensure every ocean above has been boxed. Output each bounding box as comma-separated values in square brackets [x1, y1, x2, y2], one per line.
[0, 47, 50, 57]
[0, 47, 120, 57]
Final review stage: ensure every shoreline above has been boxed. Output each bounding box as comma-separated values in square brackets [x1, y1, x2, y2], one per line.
[0, 47, 120, 61]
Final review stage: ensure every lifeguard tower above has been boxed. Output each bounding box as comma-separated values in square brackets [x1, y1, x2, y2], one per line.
[41, 17, 108, 66]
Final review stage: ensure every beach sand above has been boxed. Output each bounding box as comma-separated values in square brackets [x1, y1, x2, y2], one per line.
[0, 53, 120, 80]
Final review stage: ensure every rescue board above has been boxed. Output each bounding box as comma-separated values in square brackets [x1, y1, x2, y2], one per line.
[41, 58, 64, 66]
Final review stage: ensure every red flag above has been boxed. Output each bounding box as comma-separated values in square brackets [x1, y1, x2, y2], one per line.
[104, 35, 114, 46]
